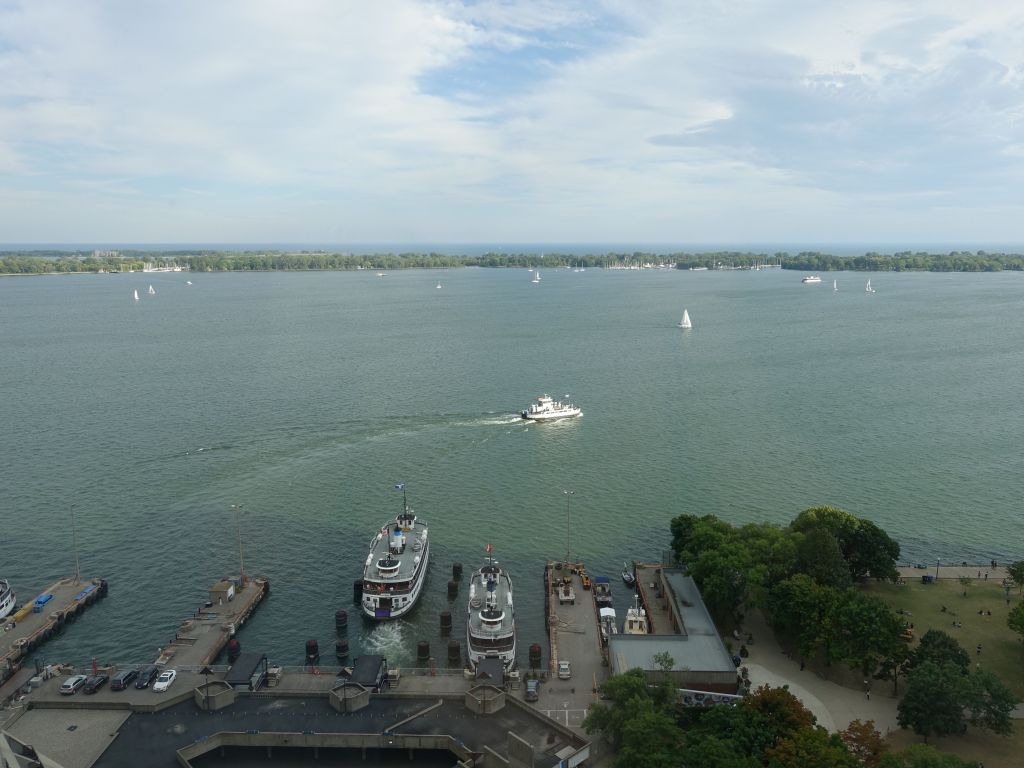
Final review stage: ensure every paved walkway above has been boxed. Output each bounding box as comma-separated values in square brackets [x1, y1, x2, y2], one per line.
[742, 610, 900, 734]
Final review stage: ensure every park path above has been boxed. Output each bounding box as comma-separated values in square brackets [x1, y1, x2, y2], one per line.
[742, 610, 900, 734]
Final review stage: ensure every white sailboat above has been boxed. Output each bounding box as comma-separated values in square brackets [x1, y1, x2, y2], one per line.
[133, 289, 140, 302]
[833, 279, 838, 292]
[865, 279, 875, 293]
[678, 309, 692, 329]
[148, 285, 155, 295]
[436, 281, 442, 289]
[531, 270, 541, 283]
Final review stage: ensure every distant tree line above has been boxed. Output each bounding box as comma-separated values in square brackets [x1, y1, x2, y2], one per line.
[4, 248, 1024, 275]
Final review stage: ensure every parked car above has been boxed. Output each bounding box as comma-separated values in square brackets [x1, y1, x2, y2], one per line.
[83, 673, 109, 694]
[59, 674, 89, 695]
[525, 679, 540, 702]
[134, 665, 160, 689]
[557, 660, 572, 680]
[110, 668, 138, 691]
[152, 669, 177, 692]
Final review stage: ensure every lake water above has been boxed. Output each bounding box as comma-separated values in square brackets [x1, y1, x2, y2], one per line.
[2, 266, 1022, 668]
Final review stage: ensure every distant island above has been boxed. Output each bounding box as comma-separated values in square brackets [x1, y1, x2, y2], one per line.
[3, 248, 1024, 275]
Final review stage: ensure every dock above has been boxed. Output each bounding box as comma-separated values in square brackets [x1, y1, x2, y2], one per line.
[0, 577, 108, 688]
[154, 575, 269, 669]
[543, 561, 609, 730]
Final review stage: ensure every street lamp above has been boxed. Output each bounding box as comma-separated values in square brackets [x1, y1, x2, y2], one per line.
[231, 504, 245, 584]
[70, 503, 81, 584]
[563, 490, 574, 565]
[935, 558, 940, 580]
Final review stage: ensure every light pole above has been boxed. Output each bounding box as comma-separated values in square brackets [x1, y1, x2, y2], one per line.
[200, 666, 212, 711]
[70, 503, 81, 583]
[231, 504, 245, 584]
[563, 490, 574, 565]
[935, 558, 940, 580]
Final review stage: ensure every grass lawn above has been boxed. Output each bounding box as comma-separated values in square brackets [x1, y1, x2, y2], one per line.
[865, 577, 1024, 698]
[886, 721, 1024, 766]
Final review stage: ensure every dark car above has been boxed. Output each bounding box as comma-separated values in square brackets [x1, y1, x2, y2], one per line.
[525, 679, 540, 702]
[83, 673, 109, 694]
[110, 668, 138, 691]
[134, 665, 160, 689]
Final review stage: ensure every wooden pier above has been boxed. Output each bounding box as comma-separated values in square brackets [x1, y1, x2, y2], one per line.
[0, 577, 108, 688]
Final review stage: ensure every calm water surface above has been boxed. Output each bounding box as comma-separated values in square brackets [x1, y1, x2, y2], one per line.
[2, 267, 1023, 667]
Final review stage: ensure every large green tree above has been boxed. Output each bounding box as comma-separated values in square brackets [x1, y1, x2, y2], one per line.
[795, 526, 852, 589]
[897, 661, 971, 742]
[1008, 600, 1024, 640]
[908, 630, 969, 673]
[965, 668, 1015, 736]
[1007, 560, 1024, 593]
[790, 506, 899, 582]
[877, 744, 981, 767]
[765, 727, 859, 768]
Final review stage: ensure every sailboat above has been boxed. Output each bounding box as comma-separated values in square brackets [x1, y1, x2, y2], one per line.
[833, 279, 838, 292]
[133, 289, 140, 302]
[436, 281, 442, 289]
[678, 309, 692, 329]
[865, 279, 875, 294]
[148, 285, 155, 295]
[531, 270, 541, 283]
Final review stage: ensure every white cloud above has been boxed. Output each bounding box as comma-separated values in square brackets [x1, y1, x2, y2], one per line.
[0, 0, 1022, 243]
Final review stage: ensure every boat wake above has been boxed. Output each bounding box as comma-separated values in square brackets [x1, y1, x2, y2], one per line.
[362, 621, 408, 660]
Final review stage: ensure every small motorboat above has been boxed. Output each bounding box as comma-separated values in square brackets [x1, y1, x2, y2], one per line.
[621, 562, 635, 587]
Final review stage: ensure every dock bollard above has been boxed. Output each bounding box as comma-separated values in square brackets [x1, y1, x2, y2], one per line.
[417, 640, 430, 661]
[335, 610, 348, 632]
[440, 611, 452, 635]
[447, 580, 458, 597]
[335, 639, 349, 658]
[352, 580, 363, 604]
[447, 639, 461, 666]
[305, 639, 320, 664]
[452, 563, 463, 579]
[529, 643, 542, 669]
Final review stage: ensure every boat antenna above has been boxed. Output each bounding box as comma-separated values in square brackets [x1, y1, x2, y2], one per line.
[563, 490, 574, 565]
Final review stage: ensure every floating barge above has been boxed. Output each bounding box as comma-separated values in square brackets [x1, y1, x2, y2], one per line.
[0, 577, 109, 688]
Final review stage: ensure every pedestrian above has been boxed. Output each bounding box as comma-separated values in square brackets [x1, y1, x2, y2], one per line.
[984, 572, 988, 580]
[977, 643, 982, 655]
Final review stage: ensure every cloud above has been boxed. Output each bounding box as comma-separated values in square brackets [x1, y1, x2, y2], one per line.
[0, 0, 1022, 243]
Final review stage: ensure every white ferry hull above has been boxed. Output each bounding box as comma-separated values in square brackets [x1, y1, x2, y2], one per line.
[361, 541, 430, 620]
[0, 582, 15, 620]
[467, 633, 517, 670]
[522, 410, 581, 422]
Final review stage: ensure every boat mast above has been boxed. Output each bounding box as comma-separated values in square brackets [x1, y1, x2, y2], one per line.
[395, 482, 407, 513]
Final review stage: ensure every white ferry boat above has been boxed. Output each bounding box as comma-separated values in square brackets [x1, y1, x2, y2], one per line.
[360, 485, 429, 620]
[0, 579, 16, 620]
[521, 394, 582, 422]
[466, 545, 516, 671]
[801, 275, 822, 284]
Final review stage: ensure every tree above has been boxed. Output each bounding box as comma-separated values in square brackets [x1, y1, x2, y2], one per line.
[840, 719, 887, 767]
[584, 669, 656, 747]
[897, 661, 971, 742]
[827, 591, 905, 675]
[614, 697, 684, 768]
[790, 507, 899, 582]
[878, 743, 981, 767]
[1008, 560, 1024, 594]
[767, 575, 839, 661]
[908, 630, 969, 673]
[653, 651, 675, 673]
[741, 685, 816, 741]
[1008, 600, 1024, 640]
[957, 576, 971, 597]
[795, 527, 851, 589]
[965, 668, 1015, 736]
[765, 726, 858, 768]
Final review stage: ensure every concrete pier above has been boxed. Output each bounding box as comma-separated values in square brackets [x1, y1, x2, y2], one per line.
[0, 577, 108, 688]
[543, 560, 608, 730]
[155, 575, 269, 669]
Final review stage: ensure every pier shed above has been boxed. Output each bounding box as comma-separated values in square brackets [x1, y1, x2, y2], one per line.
[224, 652, 268, 690]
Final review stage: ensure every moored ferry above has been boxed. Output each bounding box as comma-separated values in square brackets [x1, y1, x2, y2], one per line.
[801, 275, 822, 284]
[0, 579, 15, 620]
[360, 485, 429, 620]
[467, 545, 516, 670]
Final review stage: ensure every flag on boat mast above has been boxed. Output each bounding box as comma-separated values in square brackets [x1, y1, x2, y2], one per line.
[394, 483, 405, 490]
[487, 543, 492, 554]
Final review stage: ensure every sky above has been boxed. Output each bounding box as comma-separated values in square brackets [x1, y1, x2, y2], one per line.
[1, 0, 1023, 246]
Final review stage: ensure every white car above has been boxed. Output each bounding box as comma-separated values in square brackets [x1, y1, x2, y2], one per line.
[557, 660, 572, 680]
[59, 674, 89, 695]
[152, 669, 177, 692]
